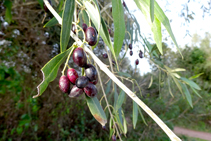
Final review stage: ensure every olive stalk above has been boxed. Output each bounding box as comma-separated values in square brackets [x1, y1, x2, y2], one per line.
[43, 1, 181, 141]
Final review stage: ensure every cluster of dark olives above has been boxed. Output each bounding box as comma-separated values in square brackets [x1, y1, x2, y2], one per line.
[128, 43, 143, 66]
[59, 47, 98, 98]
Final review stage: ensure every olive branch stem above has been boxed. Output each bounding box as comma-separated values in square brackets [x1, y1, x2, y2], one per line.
[43, 0, 181, 140]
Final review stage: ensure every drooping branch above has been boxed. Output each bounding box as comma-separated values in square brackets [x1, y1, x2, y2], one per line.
[43, 0, 181, 140]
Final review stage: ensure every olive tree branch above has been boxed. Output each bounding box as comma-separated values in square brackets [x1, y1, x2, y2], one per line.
[43, 1, 181, 140]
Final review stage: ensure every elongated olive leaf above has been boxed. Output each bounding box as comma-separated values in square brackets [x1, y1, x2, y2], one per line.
[37, 0, 44, 9]
[3, 0, 12, 24]
[189, 73, 203, 80]
[112, 0, 125, 57]
[115, 91, 125, 111]
[134, 0, 181, 57]
[86, 96, 107, 126]
[190, 86, 202, 98]
[60, 0, 75, 52]
[150, 0, 154, 22]
[83, 1, 115, 57]
[133, 101, 138, 129]
[117, 72, 131, 78]
[82, 10, 89, 26]
[123, 114, 127, 134]
[180, 82, 193, 107]
[105, 80, 112, 94]
[148, 75, 153, 88]
[180, 77, 201, 90]
[33, 47, 74, 98]
[138, 106, 148, 126]
[44, 11, 63, 27]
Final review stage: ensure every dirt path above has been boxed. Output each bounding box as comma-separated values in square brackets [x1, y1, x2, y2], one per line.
[174, 126, 211, 141]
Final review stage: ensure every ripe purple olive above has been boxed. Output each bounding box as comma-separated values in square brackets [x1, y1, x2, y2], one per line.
[130, 50, 133, 56]
[69, 85, 84, 98]
[90, 77, 98, 85]
[76, 76, 89, 88]
[112, 135, 117, 141]
[123, 1, 126, 7]
[72, 47, 87, 67]
[108, 29, 111, 35]
[129, 44, 132, 50]
[82, 23, 87, 32]
[44, 0, 52, 12]
[67, 68, 79, 84]
[85, 27, 98, 46]
[83, 82, 98, 97]
[139, 51, 143, 58]
[135, 59, 139, 65]
[85, 64, 98, 82]
[103, 53, 108, 59]
[59, 75, 70, 93]
[112, 60, 116, 66]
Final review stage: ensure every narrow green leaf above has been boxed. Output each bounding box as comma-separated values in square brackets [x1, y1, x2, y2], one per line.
[171, 68, 186, 72]
[122, 112, 127, 134]
[60, 0, 75, 52]
[112, 0, 125, 57]
[134, 0, 181, 57]
[171, 75, 184, 96]
[180, 83, 193, 108]
[150, 0, 154, 22]
[133, 0, 162, 54]
[117, 72, 131, 78]
[180, 77, 201, 90]
[115, 91, 125, 110]
[105, 80, 111, 94]
[44, 11, 63, 27]
[37, 0, 44, 9]
[133, 101, 138, 129]
[138, 107, 148, 126]
[86, 96, 107, 126]
[190, 86, 202, 98]
[167, 77, 174, 98]
[148, 75, 153, 88]
[82, 10, 89, 26]
[33, 47, 74, 98]
[4, 0, 12, 24]
[171, 73, 181, 79]
[189, 73, 204, 80]
[114, 110, 124, 132]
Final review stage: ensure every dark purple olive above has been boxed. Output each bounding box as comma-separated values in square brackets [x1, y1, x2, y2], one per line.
[130, 50, 133, 56]
[139, 51, 143, 58]
[135, 59, 139, 65]
[129, 44, 132, 49]
[85, 27, 98, 46]
[112, 135, 116, 141]
[76, 76, 89, 88]
[67, 68, 79, 84]
[123, 1, 126, 7]
[82, 23, 87, 32]
[103, 53, 108, 59]
[112, 60, 116, 66]
[59, 75, 70, 93]
[85, 64, 98, 82]
[72, 47, 87, 67]
[90, 77, 98, 85]
[83, 82, 98, 97]
[108, 29, 111, 35]
[69, 85, 84, 98]
[44, 0, 52, 12]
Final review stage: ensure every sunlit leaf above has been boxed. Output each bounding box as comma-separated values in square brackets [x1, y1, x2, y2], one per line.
[189, 73, 204, 80]
[33, 47, 74, 98]
[60, 0, 75, 52]
[148, 75, 153, 88]
[167, 77, 174, 98]
[180, 82, 193, 107]
[171, 68, 186, 72]
[86, 96, 107, 126]
[180, 77, 201, 90]
[112, 0, 125, 57]
[150, 0, 154, 22]
[171, 73, 181, 79]
[134, 0, 182, 57]
[115, 90, 125, 110]
[44, 11, 63, 27]
[133, 101, 138, 129]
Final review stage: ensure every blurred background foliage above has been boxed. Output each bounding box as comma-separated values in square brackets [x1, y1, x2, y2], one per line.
[0, 0, 211, 140]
